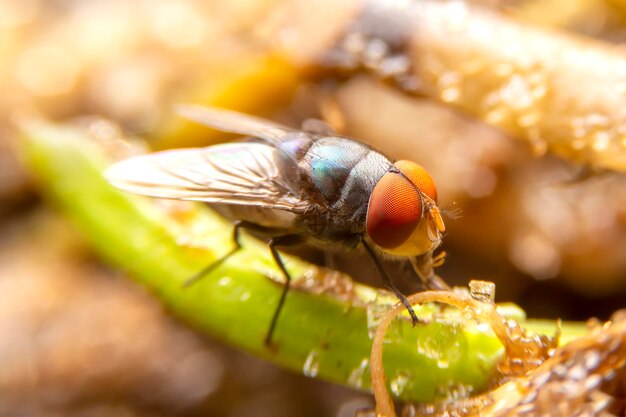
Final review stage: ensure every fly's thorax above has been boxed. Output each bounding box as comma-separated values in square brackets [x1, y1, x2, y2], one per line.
[286, 136, 392, 246]
[296, 136, 378, 204]
[366, 160, 445, 257]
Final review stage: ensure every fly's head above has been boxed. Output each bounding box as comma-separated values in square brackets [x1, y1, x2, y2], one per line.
[366, 160, 445, 257]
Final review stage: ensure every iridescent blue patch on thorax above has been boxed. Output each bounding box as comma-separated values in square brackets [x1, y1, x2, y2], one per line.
[304, 137, 371, 201]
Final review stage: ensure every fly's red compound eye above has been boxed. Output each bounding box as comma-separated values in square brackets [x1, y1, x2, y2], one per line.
[366, 172, 422, 249]
[394, 160, 437, 202]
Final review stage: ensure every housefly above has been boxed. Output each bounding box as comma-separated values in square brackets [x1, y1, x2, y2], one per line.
[105, 105, 449, 346]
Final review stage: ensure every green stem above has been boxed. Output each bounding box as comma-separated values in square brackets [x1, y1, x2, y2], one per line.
[19, 119, 587, 402]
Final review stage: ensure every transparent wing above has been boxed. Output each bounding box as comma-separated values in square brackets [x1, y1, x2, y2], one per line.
[176, 104, 293, 143]
[104, 142, 309, 213]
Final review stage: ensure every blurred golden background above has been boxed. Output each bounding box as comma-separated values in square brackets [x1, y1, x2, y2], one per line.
[1, 0, 626, 415]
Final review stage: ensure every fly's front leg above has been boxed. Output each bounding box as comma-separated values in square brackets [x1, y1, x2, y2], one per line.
[410, 251, 450, 291]
[265, 234, 304, 347]
[361, 238, 420, 326]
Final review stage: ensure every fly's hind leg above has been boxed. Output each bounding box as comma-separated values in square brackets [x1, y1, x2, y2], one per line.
[184, 220, 276, 287]
[183, 220, 302, 347]
[265, 234, 304, 347]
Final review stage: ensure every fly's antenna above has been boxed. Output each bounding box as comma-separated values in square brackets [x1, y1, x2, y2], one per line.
[421, 194, 446, 239]
[441, 201, 463, 220]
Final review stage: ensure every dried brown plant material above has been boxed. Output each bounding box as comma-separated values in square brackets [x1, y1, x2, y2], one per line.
[371, 287, 626, 417]
[370, 283, 559, 417]
[321, 0, 626, 171]
[470, 312, 626, 417]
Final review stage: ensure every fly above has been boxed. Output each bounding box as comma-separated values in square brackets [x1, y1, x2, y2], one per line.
[105, 105, 450, 346]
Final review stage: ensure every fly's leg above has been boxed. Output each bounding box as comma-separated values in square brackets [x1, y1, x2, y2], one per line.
[265, 234, 304, 347]
[184, 220, 280, 287]
[184, 220, 301, 347]
[410, 251, 451, 291]
[323, 251, 337, 270]
[431, 251, 447, 268]
[361, 238, 420, 326]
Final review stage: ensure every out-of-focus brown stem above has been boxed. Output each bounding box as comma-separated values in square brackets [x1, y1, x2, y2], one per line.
[285, 0, 626, 171]
[511, 0, 604, 29]
[407, 2, 626, 171]
[608, 0, 626, 13]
